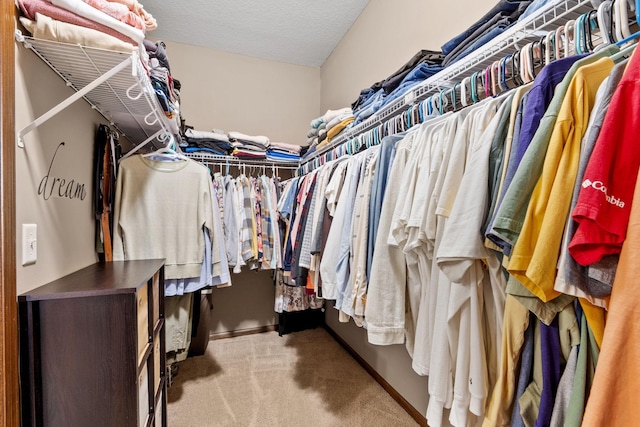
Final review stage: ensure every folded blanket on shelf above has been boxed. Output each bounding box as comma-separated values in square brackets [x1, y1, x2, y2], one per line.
[269, 141, 302, 155]
[184, 146, 228, 156]
[230, 142, 267, 153]
[185, 128, 229, 143]
[310, 117, 324, 129]
[49, 0, 145, 43]
[322, 107, 352, 123]
[232, 148, 267, 159]
[81, 0, 146, 31]
[326, 112, 355, 131]
[20, 13, 135, 52]
[325, 116, 354, 144]
[106, 0, 157, 30]
[266, 150, 299, 163]
[18, 0, 137, 45]
[228, 131, 270, 147]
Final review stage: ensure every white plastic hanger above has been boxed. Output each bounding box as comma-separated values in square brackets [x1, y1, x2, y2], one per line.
[142, 136, 188, 161]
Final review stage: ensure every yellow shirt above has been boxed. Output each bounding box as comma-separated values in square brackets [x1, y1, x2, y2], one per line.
[508, 58, 614, 302]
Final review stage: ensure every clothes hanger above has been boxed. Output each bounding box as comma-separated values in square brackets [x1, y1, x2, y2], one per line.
[615, 0, 634, 40]
[461, 76, 471, 107]
[483, 66, 491, 98]
[575, 14, 586, 54]
[430, 94, 440, 115]
[566, 20, 577, 56]
[142, 136, 188, 161]
[471, 71, 481, 103]
[545, 32, 555, 64]
[519, 45, 530, 83]
[530, 40, 541, 76]
[451, 82, 460, 110]
[555, 26, 565, 59]
[490, 61, 499, 95]
[598, 0, 616, 44]
[511, 50, 523, 86]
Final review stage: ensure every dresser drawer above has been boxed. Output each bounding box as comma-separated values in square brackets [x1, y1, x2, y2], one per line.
[152, 272, 160, 328]
[154, 335, 162, 396]
[137, 282, 149, 364]
[138, 361, 150, 427]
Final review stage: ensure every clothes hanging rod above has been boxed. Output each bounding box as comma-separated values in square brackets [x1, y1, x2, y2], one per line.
[300, 0, 595, 166]
[184, 152, 300, 170]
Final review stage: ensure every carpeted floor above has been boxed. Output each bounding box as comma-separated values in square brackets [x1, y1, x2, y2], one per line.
[167, 327, 419, 427]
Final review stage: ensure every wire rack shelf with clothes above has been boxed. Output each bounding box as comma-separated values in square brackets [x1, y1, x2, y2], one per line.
[299, 0, 605, 173]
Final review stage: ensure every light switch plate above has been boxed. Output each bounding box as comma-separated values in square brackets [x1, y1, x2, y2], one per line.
[22, 224, 37, 266]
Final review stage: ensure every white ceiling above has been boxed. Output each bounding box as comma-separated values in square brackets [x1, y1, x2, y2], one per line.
[143, 0, 370, 67]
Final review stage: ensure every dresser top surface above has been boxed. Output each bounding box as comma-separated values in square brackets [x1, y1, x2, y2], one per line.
[19, 260, 165, 302]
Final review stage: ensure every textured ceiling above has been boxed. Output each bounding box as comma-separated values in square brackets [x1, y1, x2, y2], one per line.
[144, 0, 370, 67]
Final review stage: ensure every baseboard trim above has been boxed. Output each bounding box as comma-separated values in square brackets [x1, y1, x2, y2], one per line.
[323, 325, 428, 427]
[209, 324, 278, 341]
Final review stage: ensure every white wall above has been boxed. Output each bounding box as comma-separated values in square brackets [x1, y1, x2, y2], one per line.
[163, 40, 321, 146]
[15, 44, 101, 295]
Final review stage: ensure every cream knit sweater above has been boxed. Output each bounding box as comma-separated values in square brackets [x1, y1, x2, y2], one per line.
[113, 155, 215, 279]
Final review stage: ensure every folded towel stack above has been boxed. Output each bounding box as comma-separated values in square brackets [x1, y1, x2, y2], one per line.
[266, 141, 303, 163]
[182, 128, 232, 155]
[306, 107, 354, 150]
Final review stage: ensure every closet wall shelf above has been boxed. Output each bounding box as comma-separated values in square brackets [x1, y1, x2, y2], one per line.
[306, 0, 595, 164]
[185, 152, 300, 170]
[15, 31, 175, 151]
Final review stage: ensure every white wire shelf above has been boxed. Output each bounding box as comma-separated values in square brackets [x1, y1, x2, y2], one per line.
[308, 0, 596, 163]
[185, 152, 301, 170]
[15, 32, 176, 150]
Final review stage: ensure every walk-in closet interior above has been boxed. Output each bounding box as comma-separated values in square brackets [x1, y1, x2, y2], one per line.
[5, 0, 640, 425]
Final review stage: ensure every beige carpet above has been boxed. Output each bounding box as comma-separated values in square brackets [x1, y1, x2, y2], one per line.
[167, 327, 419, 427]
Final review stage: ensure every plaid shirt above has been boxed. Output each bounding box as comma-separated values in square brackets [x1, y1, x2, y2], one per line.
[258, 177, 275, 269]
[240, 176, 256, 262]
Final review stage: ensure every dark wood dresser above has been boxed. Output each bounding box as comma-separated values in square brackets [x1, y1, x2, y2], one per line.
[18, 260, 166, 427]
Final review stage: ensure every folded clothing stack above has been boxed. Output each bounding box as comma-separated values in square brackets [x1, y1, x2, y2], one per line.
[182, 128, 232, 155]
[317, 110, 355, 149]
[441, 0, 535, 66]
[306, 107, 353, 150]
[350, 50, 444, 124]
[229, 131, 270, 159]
[17, 0, 156, 49]
[266, 142, 302, 163]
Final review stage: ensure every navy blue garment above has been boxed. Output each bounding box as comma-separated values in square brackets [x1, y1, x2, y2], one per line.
[512, 313, 535, 427]
[378, 62, 444, 109]
[536, 316, 562, 427]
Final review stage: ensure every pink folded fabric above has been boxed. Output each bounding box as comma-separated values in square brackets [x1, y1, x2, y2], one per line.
[269, 141, 302, 155]
[81, 0, 144, 31]
[49, 0, 145, 43]
[18, 0, 137, 45]
[107, 0, 156, 30]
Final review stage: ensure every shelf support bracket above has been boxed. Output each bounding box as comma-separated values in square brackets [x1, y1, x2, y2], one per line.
[17, 55, 133, 148]
[120, 129, 166, 161]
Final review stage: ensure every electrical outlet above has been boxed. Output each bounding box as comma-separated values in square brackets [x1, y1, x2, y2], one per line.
[22, 224, 37, 266]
